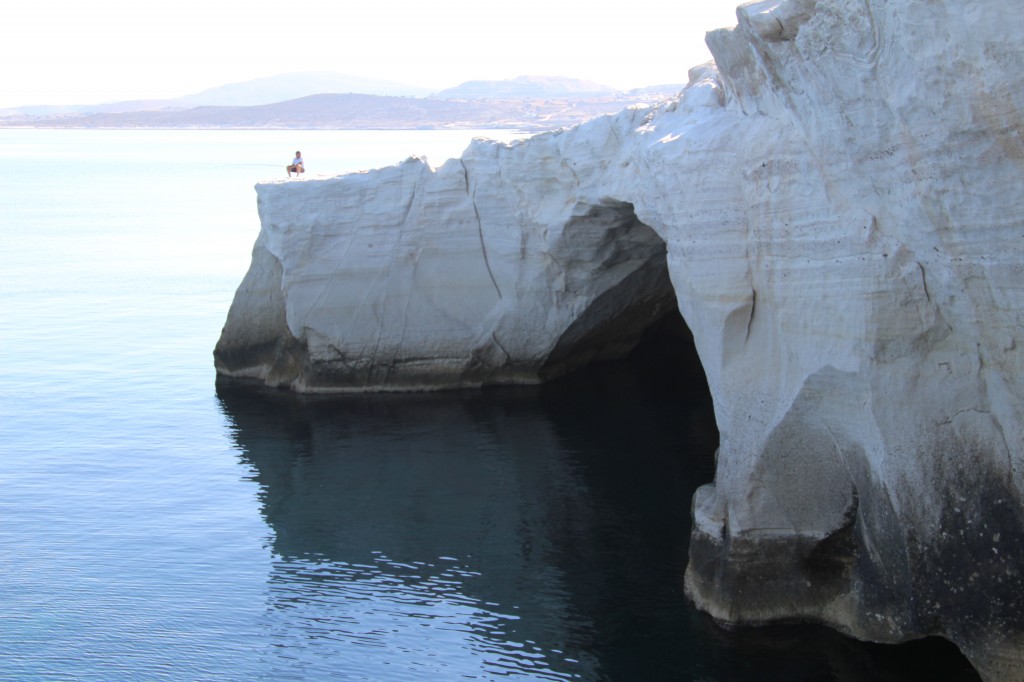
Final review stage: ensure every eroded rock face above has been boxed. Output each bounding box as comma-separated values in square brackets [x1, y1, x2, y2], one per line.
[215, 128, 677, 390]
[216, 0, 1023, 677]
[673, 3, 1024, 679]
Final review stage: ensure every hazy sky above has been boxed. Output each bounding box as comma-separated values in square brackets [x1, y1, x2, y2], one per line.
[4, 0, 743, 108]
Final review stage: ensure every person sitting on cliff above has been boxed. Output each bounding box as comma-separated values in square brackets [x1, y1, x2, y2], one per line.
[287, 151, 304, 177]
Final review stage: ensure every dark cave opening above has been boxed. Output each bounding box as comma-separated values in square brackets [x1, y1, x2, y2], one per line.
[536, 287, 721, 484]
[532, 200, 720, 469]
[544, 303, 718, 441]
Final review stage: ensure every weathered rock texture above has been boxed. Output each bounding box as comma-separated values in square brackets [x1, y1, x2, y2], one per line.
[216, 1, 1023, 678]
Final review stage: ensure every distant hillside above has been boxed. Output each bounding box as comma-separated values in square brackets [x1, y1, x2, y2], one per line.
[22, 94, 533, 129]
[1, 90, 683, 132]
[435, 75, 617, 100]
[623, 84, 687, 97]
[0, 73, 686, 120]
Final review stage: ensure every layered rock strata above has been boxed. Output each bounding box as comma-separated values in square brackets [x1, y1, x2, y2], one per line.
[215, 1, 1023, 678]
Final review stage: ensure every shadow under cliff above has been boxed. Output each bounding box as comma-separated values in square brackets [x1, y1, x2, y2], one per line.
[215, 311, 980, 680]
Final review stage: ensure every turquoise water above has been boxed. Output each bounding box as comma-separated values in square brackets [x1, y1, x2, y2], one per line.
[0, 129, 980, 680]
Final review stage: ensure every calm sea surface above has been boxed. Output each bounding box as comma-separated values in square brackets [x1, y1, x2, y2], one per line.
[0, 129, 979, 680]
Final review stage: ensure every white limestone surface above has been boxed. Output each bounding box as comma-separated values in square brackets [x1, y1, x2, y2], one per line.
[216, 1, 1024, 677]
[217, 110, 676, 391]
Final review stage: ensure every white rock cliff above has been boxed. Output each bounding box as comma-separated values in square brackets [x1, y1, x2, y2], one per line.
[215, 0, 1024, 678]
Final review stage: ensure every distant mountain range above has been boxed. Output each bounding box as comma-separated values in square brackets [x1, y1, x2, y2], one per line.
[0, 72, 436, 116]
[0, 72, 685, 131]
[173, 71, 437, 106]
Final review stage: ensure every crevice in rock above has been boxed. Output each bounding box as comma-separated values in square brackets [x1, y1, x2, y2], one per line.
[461, 159, 502, 300]
[746, 289, 757, 342]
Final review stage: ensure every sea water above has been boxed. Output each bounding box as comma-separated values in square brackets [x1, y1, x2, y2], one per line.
[0, 129, 980, 680]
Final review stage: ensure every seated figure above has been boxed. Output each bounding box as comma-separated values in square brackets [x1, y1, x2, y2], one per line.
[287, 151, 304, 177]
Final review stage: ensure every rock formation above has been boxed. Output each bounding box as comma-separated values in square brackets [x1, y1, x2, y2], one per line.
[215, 0, 1024, 678]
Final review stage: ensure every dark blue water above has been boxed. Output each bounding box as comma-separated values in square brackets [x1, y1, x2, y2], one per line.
[0, 130, 980, 680]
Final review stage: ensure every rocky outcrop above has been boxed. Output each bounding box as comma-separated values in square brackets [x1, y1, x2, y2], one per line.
[215, 120, 679, 391]
[216, 0, 1024, 678]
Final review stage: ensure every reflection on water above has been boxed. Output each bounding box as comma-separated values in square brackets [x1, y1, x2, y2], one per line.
[237, 388, 609, 680]
[217, 329, 980, 681]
